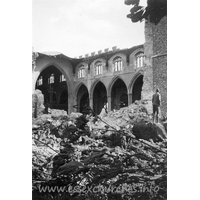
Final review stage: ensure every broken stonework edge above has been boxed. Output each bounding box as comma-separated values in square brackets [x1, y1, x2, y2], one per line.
[141, 99, 153, 115]
[32, 89, 45, 118]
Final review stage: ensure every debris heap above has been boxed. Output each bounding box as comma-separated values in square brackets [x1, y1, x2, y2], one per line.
[32, 101, 167, 200]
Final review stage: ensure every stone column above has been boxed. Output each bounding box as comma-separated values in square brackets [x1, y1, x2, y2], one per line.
[128, 93, 132, 106]
[89, 97, 93, 111]
[73, 97, 78, 112]
[107, 95, 111, 112]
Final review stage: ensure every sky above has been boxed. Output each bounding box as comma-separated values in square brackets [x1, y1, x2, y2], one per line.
[32, 0, 147, 58]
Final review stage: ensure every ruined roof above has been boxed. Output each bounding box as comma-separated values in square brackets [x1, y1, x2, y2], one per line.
[41, 51, 63, 56]
[35, 44, 144, 73]
[37, 52, 83, 67]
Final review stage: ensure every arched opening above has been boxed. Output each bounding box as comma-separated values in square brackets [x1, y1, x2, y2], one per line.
[111, 79, 128, 110]
[93, 82, 107, 115]
[120, 93, 128, 108]
[35, 65, 68, 112]
[132, 75, 144, 102]
[77, 84, 89, 113]
[58, 89, 68, 111]
[80, 93, 89, 113]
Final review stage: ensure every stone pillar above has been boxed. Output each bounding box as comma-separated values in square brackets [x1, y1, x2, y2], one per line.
[128, 93, 132, 106]
[73, 97, 78, 112]
[89, 97, 93, 111]
[107, 95, 111, 112]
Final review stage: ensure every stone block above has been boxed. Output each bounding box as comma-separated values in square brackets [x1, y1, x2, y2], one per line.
[51, 109, 68, 118]
[32, 89, 45, 118]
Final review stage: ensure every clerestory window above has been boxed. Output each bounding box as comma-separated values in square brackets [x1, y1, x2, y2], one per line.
[94, 61, 103, 75]
[135, 52, 145, 68]
[113, 57, 123, 72]
[78, 66, 85, 78]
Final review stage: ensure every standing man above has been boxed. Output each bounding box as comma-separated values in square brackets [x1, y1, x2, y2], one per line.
[152, 88, 161, 123]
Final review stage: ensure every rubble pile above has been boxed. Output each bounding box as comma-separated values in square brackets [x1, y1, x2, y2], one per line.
[32, 101, 167, 200]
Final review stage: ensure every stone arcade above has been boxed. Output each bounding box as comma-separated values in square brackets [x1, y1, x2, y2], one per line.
[32, 16, 167, 116]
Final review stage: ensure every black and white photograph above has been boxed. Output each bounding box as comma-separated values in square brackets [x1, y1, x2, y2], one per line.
[32, 0, 167, 199]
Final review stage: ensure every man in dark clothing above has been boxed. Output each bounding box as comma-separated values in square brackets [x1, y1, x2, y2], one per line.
[152, 88, 161, 123]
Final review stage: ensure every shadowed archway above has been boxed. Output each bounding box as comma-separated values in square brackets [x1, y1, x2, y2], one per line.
[35, 65, 68, 112]
[93, 82, 107, 115]
[111, 78, 128, 110]
[58, 89, 68, 111]
[76, 84, 89, 113]
[132, 75, 143, 102]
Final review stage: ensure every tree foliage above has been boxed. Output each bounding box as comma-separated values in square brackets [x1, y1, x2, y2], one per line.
[125, 0, 167, 25]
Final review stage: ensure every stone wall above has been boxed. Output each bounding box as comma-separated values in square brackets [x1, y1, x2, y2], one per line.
[152, 16, 167, 55]
[143, 16, 167, 116]
[152, 16, 167, 116]
[153, 55, 167, 116]
[142, 20, 154, 114]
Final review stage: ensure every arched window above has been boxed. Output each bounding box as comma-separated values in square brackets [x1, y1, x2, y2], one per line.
[48, 74, 54, 84]
[37, 76, 43, 86]
[113, 56, 123, 72]
[78, 66, 85, 78]
[60, 74, 66, 82]
[94, 61, 103, 75]
[135, 52, 145, 68]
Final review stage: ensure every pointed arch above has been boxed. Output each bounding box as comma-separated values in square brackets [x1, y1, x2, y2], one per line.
[128, 71, 144, 103]
[91, 80, 107, 114]
[76, 83, 89, 113]
[90, 79, 106, 98]
[75, 82, 88, 98]
[35, 65, 70, 111]
[108, 76, 128, 110]
[107, 76, 127, 96]
[128, 71, 144, 93]
[34, 62, 72, 93]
